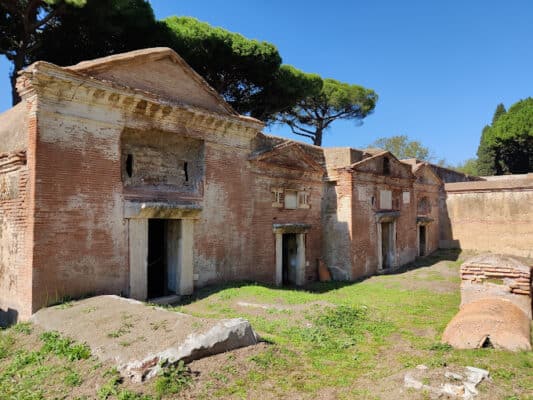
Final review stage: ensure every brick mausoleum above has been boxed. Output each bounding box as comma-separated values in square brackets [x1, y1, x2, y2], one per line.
[1, 48, 531, 325]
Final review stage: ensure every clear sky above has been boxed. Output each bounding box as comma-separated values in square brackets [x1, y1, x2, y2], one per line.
[1, 0, 532, 165]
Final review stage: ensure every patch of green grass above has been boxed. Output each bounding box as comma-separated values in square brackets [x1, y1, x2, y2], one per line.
[13, 322, 33, 335]
[97, 370, 122, 400]
[417, 270, 446, 281]
[55, 301, 74, 309]
[154, 360, 192, 397]
[106, 314, 136, 338]
[64, 370, 83, 387]
[97, 368, 152, 400]
[0, 332, 14, 359]
[484, 278, 505, 285]
[0, 250, 530, 399]
[40, 331, 91, 361]
[447, 260, 463, 269]
[116, 390, 153, 400]
[209, 371, 229, 384]
[172, 250, 533, 398]
[249, 347, 288, 369]
[428, 342, 453, 351]
[0, 328, 153, 400]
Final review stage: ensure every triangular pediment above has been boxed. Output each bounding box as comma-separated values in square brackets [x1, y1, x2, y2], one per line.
[351, 151, 413, 179]
[250, 142, 324, 173]
[414, 164, 442, 185]
[66, 48, 235, 115]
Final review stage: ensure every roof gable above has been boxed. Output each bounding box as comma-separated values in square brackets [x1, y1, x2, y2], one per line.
[250, 142, 324, 173]
[414, 163, 442, 185]
[350, 151, 413, 178]
[66, 48, 235, 115]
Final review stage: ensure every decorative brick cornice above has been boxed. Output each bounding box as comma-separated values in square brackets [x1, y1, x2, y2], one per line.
[17, 61, 264, 139]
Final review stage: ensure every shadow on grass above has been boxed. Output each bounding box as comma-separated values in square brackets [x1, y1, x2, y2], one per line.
[175, 249, 464, 305]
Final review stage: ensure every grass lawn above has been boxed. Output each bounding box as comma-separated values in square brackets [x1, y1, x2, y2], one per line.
[1, 249, 532, 399]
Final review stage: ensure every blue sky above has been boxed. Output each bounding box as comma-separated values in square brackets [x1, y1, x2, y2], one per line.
[1, 0, 532, 165]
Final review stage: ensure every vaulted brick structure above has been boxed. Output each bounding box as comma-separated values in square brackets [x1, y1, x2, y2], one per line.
[0, 48, 452, 324]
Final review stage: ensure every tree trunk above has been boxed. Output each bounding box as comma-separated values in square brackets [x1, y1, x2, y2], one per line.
[10, 51, 25, 106]
[10, 71, 21, 106]
[313, 128, 323, 146]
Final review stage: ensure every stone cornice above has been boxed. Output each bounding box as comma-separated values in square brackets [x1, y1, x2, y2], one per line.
[17, 61, 264, 139]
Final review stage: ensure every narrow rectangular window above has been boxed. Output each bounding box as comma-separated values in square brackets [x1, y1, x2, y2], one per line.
[271, 188, 283, 208]
[183, 162, 189, 182]
[284, 190, 298, 209]
[379, 190, 392, 210]
[298, 191, 310, 208]
[126, 154, 133, 178]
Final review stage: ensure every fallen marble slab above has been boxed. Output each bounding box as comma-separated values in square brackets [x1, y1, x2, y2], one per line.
[31, 295, 258, 381]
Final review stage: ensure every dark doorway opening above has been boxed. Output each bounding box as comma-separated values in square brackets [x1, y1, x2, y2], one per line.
[282, 233, 298, 285]
[480, 336, 494, 348]
[419, 225, 426, 256]
[381, 222, 392, 269]
[148, 219, 168, 298]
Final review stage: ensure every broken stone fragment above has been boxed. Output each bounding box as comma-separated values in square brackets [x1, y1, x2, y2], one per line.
[440, 383, 465, 397]
[403, 373, 423, 390]
[463, 381, 478, 397]
[404, 365, 489, 400]
[122, 317, 259, 382]
[445, 371, 464, 381]
[464, 366, 489, 385]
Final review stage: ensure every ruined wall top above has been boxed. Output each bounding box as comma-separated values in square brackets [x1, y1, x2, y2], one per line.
[460, 253, 532, 318]
[402, 158, 481, 183]
[445, 173, 533, 193]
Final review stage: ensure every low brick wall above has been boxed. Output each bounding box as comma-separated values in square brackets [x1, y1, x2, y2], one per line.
[442, 254, 532, 351]
[460, 254, 532, 318]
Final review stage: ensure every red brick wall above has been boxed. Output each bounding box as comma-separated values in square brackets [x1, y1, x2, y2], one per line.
[29, 84, 325, 312]
[31, 101, 128, 312]
[248, 163, 323, 284]
[351, 173, 417, 278]
[0, 162, 31, 323]
[0, 99, 35, 323]
[194, 141, 323, 286]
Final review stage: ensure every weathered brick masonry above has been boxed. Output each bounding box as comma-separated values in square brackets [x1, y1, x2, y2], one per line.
[0, 47, 476, 323]
[460, 254, 532, 318]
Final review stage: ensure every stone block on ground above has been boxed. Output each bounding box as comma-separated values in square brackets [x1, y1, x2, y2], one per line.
[31, 295, 259, 381]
